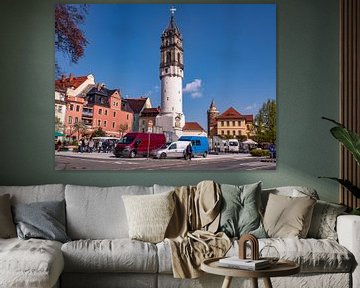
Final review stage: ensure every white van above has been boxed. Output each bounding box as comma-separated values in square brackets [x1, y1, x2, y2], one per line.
[153, 141, 191, 159]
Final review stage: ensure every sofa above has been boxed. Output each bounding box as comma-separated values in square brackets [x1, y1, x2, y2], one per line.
[0, 183, 359, 288]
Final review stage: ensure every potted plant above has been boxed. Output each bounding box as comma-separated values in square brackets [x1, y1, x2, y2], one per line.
[320, 117, 360, 215]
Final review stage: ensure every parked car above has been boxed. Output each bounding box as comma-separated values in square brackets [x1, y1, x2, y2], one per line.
[226, 139, 240, 153]
[114, 132, 166, 158]
[153, 141, 191, 159]
[178, 136, 209, 158]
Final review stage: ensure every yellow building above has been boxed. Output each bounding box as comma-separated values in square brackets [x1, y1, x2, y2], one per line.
[210, 106, 253, 139]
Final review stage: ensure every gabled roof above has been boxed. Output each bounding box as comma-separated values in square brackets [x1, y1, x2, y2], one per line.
[87, 85, 118, 97]
[140, 107, 160, 117]
[55, 74, 88, 91]
[216, 107, 254, 122]
[217, 107, 242, 119]
[126, 98, 148, 114]
[183, 122, 205, 132]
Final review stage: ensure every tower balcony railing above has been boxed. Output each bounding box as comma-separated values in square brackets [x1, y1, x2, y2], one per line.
[160, 63, 184, 69]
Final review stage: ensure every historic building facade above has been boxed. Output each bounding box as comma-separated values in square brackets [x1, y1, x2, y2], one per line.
[207, 102, 254, 139]
[55, 74, 133, 140]
[84, 84, 133, 137]
[155, 8, 185, 141]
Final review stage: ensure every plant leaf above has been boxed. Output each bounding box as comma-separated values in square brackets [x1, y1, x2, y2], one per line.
[318, 177, 360, 198]
[330, 127, 360, 165]
[322, 117, 360, 165]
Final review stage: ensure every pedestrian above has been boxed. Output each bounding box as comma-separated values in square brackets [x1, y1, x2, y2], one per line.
[56, 139, 62, 152]
[79, 138, 85, 153]
[185, 143, 193, 160]
[88, 138, 95, 153]
[98, 141, 102, 153]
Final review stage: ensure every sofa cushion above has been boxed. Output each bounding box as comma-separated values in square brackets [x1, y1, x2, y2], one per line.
[61, 239, 158, 273]
[12, 200, 70, 243]
[218, 182, 266, 238]
[261, 186, 319, 213]
[0, 238, 64, 288]
[307, 200, 347, 240]
[0, 194, 16, 238]
[65, 185, 153, 239]
[122, 191, 175, 243]
[263, 193, 316, 238]
[0, 184, 65, 204]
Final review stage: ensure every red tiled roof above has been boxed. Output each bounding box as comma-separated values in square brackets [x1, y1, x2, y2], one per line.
[126, 98, 148, 114]
[216, 107, 253, 122]
[217, 107, 242, 119]
[244, 115, 253, 122]
[183, 122, 205, 132]
[55, 74, 88, 91]
[140, 107, 160, 117]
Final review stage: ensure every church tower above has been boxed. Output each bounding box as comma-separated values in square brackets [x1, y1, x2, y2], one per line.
[155, 7, 185, 140]
[207, 99, 219, 137]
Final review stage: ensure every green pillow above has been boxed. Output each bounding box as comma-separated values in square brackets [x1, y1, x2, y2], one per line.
[218, 182, 266, 238]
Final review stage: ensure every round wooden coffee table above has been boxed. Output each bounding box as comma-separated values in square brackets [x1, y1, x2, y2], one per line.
[201, 257, 300, 288]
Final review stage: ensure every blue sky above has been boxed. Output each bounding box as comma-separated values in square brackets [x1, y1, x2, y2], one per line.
[56, 4, 276, 129]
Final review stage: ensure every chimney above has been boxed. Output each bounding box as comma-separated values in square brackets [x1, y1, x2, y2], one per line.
[69, 73, 74, 81]
[61, 74, 66, 82]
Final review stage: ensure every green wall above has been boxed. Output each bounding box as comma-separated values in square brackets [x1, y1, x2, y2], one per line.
[0, 0, 340, 203]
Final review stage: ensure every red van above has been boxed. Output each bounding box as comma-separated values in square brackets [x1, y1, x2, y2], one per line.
[114, 132, 166, 158]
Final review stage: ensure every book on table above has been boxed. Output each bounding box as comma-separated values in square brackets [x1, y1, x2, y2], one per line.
[218, 257, 271, 270]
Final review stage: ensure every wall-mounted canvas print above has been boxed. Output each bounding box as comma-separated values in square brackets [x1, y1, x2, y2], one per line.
[55, 4, 276, 171]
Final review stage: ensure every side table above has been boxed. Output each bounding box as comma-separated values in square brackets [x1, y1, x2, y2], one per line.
[201, 257, 300, 288]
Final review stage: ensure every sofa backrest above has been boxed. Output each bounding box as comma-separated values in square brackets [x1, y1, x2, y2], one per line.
[65, 184, 154, 240]
[0, 184, 65, 204]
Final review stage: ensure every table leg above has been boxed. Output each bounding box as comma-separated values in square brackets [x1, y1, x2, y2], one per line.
[221, 276, 233, 288]
[251, 278, 258, 288]
[263, 277, 273, 288]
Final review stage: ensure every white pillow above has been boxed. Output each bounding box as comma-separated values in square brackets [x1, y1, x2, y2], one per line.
[122, 191, 175, 243]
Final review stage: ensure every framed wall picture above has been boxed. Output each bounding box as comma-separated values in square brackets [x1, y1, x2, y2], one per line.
[55, 4, 276, 171]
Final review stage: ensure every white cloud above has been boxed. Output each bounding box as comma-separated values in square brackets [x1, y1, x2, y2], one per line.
[183, 79, 203, 98]
[244, 103, 258, 111]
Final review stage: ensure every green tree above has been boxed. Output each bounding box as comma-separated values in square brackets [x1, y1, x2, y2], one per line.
[55, 116, 64, 132]
[55, 4, 88, 76]
[92, 127, 106, 137]
[73, 121, 87, 139]
[119, 124, 129, 137]
[254, 99, 276, 144]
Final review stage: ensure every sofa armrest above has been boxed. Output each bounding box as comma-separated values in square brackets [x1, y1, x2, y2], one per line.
[337, 215, 360, 288]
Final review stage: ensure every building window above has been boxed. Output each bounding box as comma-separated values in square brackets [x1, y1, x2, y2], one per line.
[227, 131, 230, 136]
[99, 109, 102, 115]
[127, 114, 129, 120]
[104, 110, 108, 116]
[112, 122, 115, 128]
[238, 121, 241, 126]
[113, 111, 116, 117]
[165, 68, 168, 73]
[76, 105, 80, 112]
[75, 117, 78, 123]
[68, 116, 72, 124]
[232, 121, 235, 126]
[70, 104, 74, 111]
[97, 120, 101, 126]
[167, 97, 169, 101]
[177, 52, 181, 63]
[221, 121, 224, 127]
[233, 130, 236, 135]
[221, 130, 224, 135]
[227, 121, 230, 126]
[104, 120, 107, 127]
[238, 130, 241, 135]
